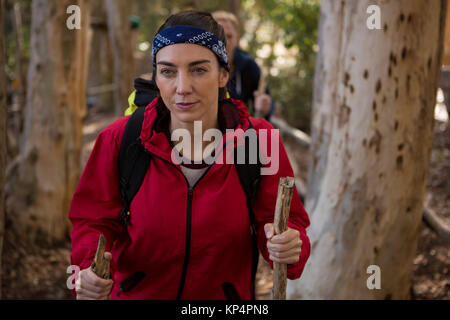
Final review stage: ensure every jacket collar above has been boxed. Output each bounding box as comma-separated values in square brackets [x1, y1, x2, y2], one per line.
[139, 97, 251, 164]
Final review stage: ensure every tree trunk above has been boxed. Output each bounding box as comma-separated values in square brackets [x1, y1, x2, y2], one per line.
[442, 4, 450, 66]
[287, 0, 447, 299]
[11, 0, 27, 136]
[228, 0, 241, 18]
[88, 0, 114, 111]
[104, 0, 135, 116]
[440, 6, 450, 116]
[0, 0, 7, 300]
[7, 0, 90, 244]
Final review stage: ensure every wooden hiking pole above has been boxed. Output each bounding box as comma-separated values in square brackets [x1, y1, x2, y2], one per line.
[90, 234, 112, 299]
[272, 177, 295, 300]
[91, 234, 110, 280]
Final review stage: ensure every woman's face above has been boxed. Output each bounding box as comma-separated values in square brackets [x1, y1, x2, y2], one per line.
[155, 43, 229, 127]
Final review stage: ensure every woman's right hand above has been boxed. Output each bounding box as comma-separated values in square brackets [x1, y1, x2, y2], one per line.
[75, 252, 114, 300]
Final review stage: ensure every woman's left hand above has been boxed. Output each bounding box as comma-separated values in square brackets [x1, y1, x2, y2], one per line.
[264, 223, 302, 264]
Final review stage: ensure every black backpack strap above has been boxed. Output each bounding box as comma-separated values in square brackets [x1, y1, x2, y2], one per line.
[234, 119, 261, 207]
[134, 78, 159, 107]
[234, 118, 262, 300]
[117, 78, 158, 226]
[118, 106, 151, 226]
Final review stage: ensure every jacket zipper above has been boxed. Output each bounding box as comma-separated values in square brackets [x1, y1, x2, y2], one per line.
[176, 187, 193, 300]
[144, 149, 214, 299]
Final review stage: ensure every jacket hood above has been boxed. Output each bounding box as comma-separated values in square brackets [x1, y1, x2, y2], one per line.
[139, 97, 252, 164]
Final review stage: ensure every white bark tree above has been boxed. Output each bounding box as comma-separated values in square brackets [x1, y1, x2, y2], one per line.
[7, 0, 90, 243]
[287, 0, 447, 299]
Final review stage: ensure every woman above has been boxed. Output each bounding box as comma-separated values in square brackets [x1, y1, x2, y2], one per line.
[69, 10, 310, 300]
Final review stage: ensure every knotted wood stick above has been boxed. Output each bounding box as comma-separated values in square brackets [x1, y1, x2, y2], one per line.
[90, 234, 110, 279]
[272, 177, 295, 300]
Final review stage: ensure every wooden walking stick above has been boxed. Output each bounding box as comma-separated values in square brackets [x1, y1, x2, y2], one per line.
[90, 234, 112, 299]
[91, 234, 110, 279]
[272, 177, 295, 300]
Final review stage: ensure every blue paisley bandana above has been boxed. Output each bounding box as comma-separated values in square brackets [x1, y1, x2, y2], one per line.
[151, 25, 230, 71]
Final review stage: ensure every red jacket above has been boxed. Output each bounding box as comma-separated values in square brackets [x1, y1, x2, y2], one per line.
[69, 98, 310, 300]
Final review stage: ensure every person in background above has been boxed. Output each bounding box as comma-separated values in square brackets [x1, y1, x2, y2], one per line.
[212, 10, 275, 121]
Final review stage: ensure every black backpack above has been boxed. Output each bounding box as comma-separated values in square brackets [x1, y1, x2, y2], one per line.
[117, 78, 262, 300]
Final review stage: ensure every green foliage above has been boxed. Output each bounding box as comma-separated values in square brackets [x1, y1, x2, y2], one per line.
[243, 0, 319, 132]
[262, 0, 319, 54]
